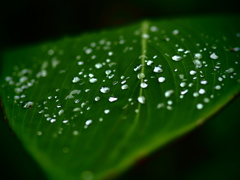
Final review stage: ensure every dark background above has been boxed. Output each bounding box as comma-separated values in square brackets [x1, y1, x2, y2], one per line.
[0, 0, 240, 179]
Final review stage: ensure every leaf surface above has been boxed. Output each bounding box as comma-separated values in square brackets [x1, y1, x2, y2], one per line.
[1, 15, 240, 180]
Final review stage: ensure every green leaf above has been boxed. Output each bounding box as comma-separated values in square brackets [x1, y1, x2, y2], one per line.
[1, 15, 240, 180]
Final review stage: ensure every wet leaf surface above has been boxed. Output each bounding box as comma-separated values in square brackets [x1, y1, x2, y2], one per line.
[0, 15, 240, 180]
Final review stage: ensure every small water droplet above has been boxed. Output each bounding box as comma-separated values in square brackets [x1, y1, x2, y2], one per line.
[180, 82, 186, 87]
[121, 84, 129, 90]
[158, 77, 165, 83]
[204, 97, 210, 103]
[137, 72, 145, 79]
[172, 55, 182, 61]
[37, 131, 42, 136]
[85, 48, 92, 54]
[73, 130, 79, 135]
[173, 29, 179, 35]
[147, 60, 154, 66]
[95, 63, 103, 69]
[153, 66, 163, 73]
[193, 60, 202, 68]
[194, 53, 202, 59]
[138, 96, 146, 104]
[215, 85, 221, 90]
[109, 97, 118, 102]
[165, 90, 174, 98]
[89, 78, 98, 83]
[190, 70, 197, 75]
[200, 80, 208, 85]
[23, 101, 34, 109]
[140, 82, 148, 88]
[142, 33, 150, 39]
[210, 53, 219, 59]
[196, 103, 203, 110]
[225, 68, 234, 73]
[100, 86, 110, 93]
[104, 109, 110, 114]
[199, 88, 205, 94]
[58, 109, 64, 116]
[134, 64, 142, 71]
[94, 96, 100, 101]
[72, 77, 80, 83]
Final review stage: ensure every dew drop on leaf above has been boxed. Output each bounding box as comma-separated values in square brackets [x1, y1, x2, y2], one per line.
[137, 96, 146, 104]
[210, 52, 219, 59]
[172, 55, 182, 61]
[100, 86, 110, 93]
[23, 101, 34, 109]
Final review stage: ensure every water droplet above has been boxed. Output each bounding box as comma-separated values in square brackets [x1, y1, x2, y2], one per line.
[72, 77, 80, 83]
[137, 73, 145, 79]
[85, 48, 92, 54]
[196, 103, 203, 110]
[73, 130, 79, 135]
[215, 85, 221, 90]
[95, 63, 102, 69]
[210, 53, 219, 59]
[140, 82, 148, 88]
[199, 89, 205, 94]
[194, 53, 202, 59]
[94, 96, 100, 101]
[142, 33, 150, 39]
[173, 29, 179, 35]
[190, 70, 197, 75]
[58, 109, 64, 116]
[165, 90, 174, 98]
[172, 55, 182, 61]
[180, 82, 186, 87]
[158, 77, 165, 83]
[85, 120, 92, 126]
[50, 119, 56, 123]
[100, 86, 110, 93]
[150, 26, 158, 32]
[108, 51, 113, 56]
[138, 96, 146, 104]
[78, 61, 84, 65]
[193, 60, 202, 68]
[134, 64, 142, 71]
[204, 97, 210, 103]
[104, 109, 110, 114]
[200, 80, 208, 85]
[153, 66, 163, 73]
[89, 78, 98, 83]
[23, 101, 34, 109]
[225, 68, 234, 73]
[109, 97, 118, 102]
[37, 131, 42, 136]
[147, 60, 154, 66]
[121, 84, 129, 90]
[192, 92, 199, 98]
[105, 70, 111, 75]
